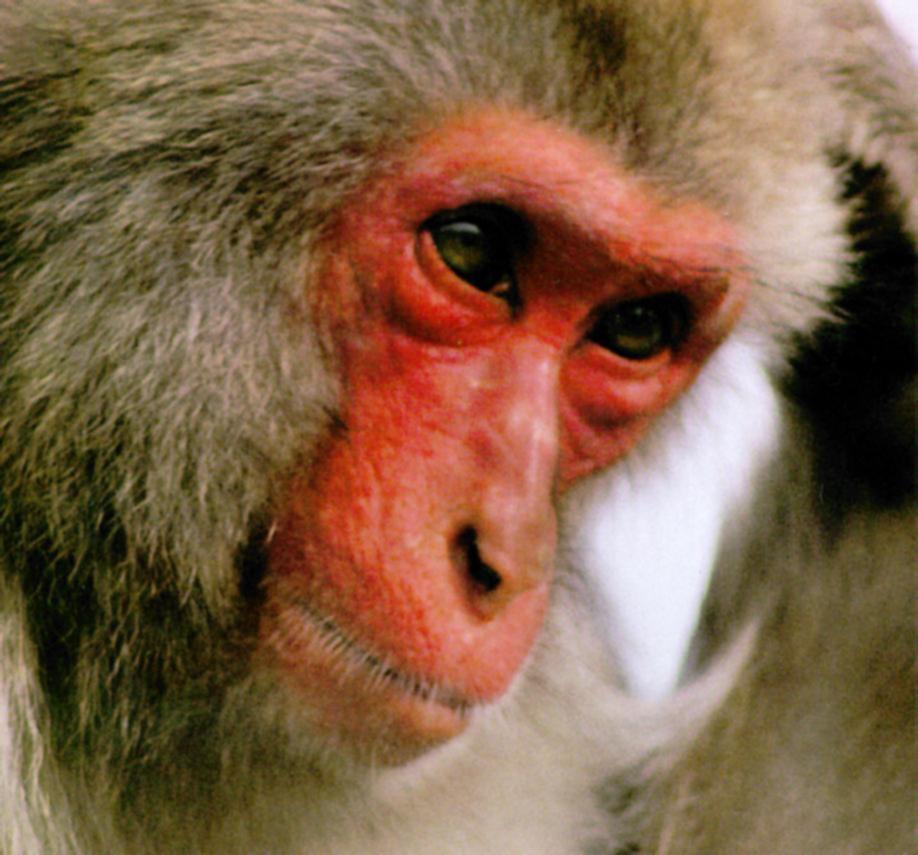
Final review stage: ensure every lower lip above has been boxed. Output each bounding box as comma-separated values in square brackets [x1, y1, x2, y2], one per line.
[264, 600, 477, 763]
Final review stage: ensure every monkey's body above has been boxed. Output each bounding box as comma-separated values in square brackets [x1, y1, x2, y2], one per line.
[0, 1, 914, 853]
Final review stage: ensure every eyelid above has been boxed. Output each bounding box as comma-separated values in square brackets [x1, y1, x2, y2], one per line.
[422, 203, 532, 254]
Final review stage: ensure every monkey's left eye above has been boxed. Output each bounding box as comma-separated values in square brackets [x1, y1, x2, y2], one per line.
[424, 205, 524, 306]
[587, 295, 688, 360]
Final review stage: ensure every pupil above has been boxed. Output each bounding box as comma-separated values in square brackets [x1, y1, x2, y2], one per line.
[616, 304, 664, 349]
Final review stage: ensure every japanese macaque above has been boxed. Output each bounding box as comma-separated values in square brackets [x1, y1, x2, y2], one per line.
[0, 1, 914, 853]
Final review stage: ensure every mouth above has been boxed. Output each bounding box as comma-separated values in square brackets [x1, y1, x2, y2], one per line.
[294, 599, 476, 718]
[261, 588, 480, 763]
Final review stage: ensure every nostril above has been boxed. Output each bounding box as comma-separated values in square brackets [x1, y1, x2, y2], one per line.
[455, 526, 502, 594]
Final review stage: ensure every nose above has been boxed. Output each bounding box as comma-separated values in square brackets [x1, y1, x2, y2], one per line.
[452, 344, 560, 619]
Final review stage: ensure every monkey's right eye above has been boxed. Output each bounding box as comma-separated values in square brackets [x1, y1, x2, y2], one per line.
[424, 206, 524, 307]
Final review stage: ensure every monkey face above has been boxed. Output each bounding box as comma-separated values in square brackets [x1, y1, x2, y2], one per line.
[1, 2, 914, 851]
[257, 109, 746, 762]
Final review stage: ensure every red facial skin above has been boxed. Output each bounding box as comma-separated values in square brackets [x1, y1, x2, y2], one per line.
[260, 108, 746, 763]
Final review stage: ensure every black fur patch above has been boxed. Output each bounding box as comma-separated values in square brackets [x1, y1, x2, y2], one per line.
[788, 158, 916, 510]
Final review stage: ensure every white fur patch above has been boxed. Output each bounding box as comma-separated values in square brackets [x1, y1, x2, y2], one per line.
[575, 336, 781, 698]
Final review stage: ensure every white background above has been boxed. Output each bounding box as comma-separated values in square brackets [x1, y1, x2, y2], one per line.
[876, 0, 917, 59]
